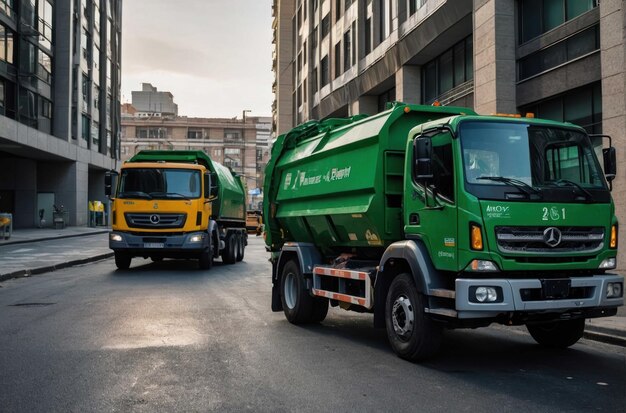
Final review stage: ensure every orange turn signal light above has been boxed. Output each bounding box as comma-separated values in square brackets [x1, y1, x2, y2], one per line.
[471, 224, 483, 251]
[610, 225, 618, 249]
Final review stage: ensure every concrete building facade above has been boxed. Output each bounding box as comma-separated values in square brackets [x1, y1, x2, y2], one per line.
[0, 0, 123, 228]
[131, 83, 178, 117]
[271, 0, 626, 267]
[121, 106, 272, 210]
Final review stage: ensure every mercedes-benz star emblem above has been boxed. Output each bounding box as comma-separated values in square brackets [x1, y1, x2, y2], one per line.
[150, 214, 160, 225]
[543, 227, 562, 247]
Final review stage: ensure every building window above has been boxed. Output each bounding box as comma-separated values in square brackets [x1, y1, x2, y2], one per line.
[312, 64, 318, 93]
[321, 14, 330, 39]
[92, 120, 100, 146]
[379, 0, 391, 42]
[518, 25, 599, 80]
[0, 24, 15, 64]
[422, 36, 473, 103]
[93, 86, 100, 110]
[335, 0, 341, 22]
[82, 73, 89, 109]
[37, 49, 52, 83]
[18, 87, 36, 127]
[136, 127, 166, 139]
[0, 0, 15, 19]
[365, 17, 372, 55]
[82, 115, 90, 142]
[188, 129, 203, 139]
[37, 0, 53, 50]
[39, 96, 51, 119]
[519, 82, 602, 134]
[519, 0, 598, 44]
[334, 42, 341, 78]
[311, 26, 318, 50]
[377, 87, 396, 112]
[320, 55, 329, 87]
[343, 29, 352, 70]
[224, 130, 242, 141]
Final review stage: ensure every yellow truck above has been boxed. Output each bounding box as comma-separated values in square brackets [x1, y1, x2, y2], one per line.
[105, 150, 247, 270]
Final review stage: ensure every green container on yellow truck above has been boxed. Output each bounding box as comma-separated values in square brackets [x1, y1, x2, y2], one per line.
[106, 150, 247, 270]
[264, 102, 624, 361]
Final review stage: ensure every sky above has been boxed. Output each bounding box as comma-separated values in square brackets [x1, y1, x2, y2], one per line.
[121, 0, 273, 118]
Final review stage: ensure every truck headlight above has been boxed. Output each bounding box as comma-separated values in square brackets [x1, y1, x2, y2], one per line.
[466, 259, 499, 272]
[606, 282, 623, 298]
[110, 233, 122, 242]
[189, 234, 204, 243]
[469, 286, 502, 303]
[599, 258, 616, 269]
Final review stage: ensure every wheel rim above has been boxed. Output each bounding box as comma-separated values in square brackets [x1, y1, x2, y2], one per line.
[392, 295, 414, 340]
[283, 271, 297, 309]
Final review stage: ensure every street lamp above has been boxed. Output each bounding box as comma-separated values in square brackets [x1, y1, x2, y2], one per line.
[242, 109, 251, 124]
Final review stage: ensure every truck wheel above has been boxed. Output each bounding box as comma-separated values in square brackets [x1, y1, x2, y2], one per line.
[221, 234, 236, 264]
[236, 232, 245, 262]
[114, 252, 131, 270]
[526, 319, 585, 348]
[311, 297, 329, 322]
[280, 259, 316, 324]
[385, 273, 442, 361]
[198, 247, 213, 270]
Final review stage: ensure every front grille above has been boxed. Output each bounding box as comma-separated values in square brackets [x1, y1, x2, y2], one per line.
[125, 213, 187, 229]
[495, 226, 604, 254]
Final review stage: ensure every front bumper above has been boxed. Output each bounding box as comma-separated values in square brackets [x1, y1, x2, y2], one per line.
[109, 231, 209, 256]
[455, 274, 624, 319]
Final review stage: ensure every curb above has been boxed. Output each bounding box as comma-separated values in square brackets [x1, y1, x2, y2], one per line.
[0, 252, 114, 282]
[0, 230, 109, 247]
[584, 330, 626, 347]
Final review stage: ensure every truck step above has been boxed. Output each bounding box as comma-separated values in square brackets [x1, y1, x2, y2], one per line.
[312, 266, 374, 309]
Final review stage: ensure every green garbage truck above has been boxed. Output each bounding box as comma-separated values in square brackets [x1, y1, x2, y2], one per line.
[106, 150, 247, 270]
[264, 102, 624, 361]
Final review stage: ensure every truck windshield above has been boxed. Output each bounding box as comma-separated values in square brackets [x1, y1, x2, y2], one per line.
[117, 168, 201, 199]
[460, 121, 608, 202]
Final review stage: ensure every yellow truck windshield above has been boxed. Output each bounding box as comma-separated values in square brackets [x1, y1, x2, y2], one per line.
[118, 168, 201, 199]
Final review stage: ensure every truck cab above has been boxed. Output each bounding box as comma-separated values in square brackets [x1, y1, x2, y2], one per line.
[106, 151, 247, 270]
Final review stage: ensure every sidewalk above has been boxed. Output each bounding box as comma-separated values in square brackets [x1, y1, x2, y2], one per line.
[0, 226, 112, 281]
[0, 226, 624, 347]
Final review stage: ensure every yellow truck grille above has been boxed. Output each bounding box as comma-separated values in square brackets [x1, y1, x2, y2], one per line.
[124, 213, 187, 229]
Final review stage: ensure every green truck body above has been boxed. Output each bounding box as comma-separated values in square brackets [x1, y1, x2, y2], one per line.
[264, 102, 624, 361]
[106, 150, 247, 270]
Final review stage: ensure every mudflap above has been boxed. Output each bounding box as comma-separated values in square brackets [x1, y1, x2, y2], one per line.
[271, 258, 282, 312]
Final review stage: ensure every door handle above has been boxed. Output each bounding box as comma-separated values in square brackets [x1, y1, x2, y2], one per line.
[409, 213, 420, 225]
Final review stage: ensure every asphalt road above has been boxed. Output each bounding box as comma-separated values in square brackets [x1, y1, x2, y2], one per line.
[0, 237, 624, 412]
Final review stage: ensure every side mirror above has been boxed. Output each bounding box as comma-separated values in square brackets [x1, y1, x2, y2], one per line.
[105, 171, 116, 197]
[414, 137, 433, 180]
[204, 172, 219, 199]
[603, 147, 616, 182]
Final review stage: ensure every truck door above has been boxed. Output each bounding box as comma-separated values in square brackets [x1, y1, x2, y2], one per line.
[405, 131, 458, 271]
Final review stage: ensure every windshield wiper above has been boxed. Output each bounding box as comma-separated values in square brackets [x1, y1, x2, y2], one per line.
[149, 192, 190, 200]
[118, 191, 152, 199]
[476, 176, 542, 198]
[545, 179, 593, 201]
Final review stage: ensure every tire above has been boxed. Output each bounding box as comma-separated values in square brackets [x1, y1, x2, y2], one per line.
[385, 273, 442, 361]
[236, 232, 245, 262]
[526, 318, 585, 348]
[311, 297, 329, 323]
[221, 234, 236, 264]
[198, 247, 213, 270]
[280, 259, 319, 324]
[114, 252, 131, 270]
